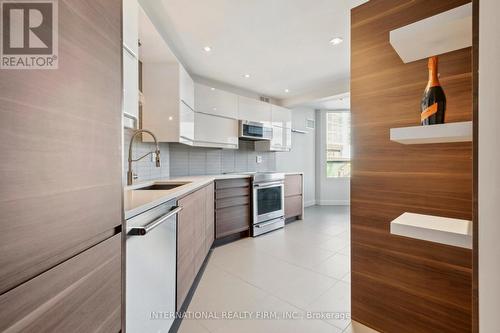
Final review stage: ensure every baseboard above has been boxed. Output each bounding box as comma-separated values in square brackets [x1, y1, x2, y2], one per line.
[304, 200, 316, 207]
[317, 200, 350, 206]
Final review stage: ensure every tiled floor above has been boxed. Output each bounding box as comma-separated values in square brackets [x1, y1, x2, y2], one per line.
[178, 205, 378, 333]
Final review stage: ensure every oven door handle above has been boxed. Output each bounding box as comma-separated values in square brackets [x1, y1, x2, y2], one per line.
[253, 181, 284, 189]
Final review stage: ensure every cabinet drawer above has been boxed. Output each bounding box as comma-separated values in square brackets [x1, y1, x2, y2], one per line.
[215, 195, 250, 209]
[285, 174, 302, 197]
[285, 195, 303, 219]
[215, 186, 250, 199]
[0, 234, 121, 333]
[215, 178, 250, 190]
[215, 205, 251, 239]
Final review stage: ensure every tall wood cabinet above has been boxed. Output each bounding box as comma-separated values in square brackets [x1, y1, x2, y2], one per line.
[176, 183, 215, 310]
[0, 0, 123, 331]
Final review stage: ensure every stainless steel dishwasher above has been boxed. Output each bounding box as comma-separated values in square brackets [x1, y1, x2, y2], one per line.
[126, 199, 181, 333]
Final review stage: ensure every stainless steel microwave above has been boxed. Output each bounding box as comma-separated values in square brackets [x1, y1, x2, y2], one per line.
[239, 120, 272, 140]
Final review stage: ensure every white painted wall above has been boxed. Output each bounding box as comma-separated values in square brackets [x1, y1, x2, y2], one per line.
[315, 110, 350, 205]
[275, 107, 316, 207]
[479, 0, 500, 331]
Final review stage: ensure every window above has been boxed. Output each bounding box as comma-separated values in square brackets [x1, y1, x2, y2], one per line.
[326, 112, 351, 177]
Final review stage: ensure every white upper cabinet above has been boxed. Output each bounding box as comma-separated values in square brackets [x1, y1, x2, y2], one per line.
[179, 65, 194, 110]
[194, 83, 238, 119]
[122, 48, 139, 122]
[123, 0, 139, 56]
[122, 0, 139, 127]
[271, 105, 292, 128]
[142, 62, 195, 144]
[193, 113, 239, 149]
[237, 96, 272, 124]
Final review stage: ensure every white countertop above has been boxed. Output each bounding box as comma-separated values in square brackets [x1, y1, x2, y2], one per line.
[124, 172, 302, 219]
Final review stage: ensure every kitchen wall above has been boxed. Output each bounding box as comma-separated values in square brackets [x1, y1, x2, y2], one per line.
[275, 107, 316, 206]
[169, 140, 276, 176]
[315, 109, 350, 205]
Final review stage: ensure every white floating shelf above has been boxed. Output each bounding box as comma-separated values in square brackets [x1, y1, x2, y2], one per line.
[390, 3, 472, 63]
[390, 121, 472, 144]
[391, 213, 472, 249]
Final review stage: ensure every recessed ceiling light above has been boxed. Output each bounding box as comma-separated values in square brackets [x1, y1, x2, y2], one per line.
[203, 46, 212, 52]
[329, 37, 343, 45]
[284, 89, 290, 93]
[210, 87, 215, 91]
[244, 74, 251, 78]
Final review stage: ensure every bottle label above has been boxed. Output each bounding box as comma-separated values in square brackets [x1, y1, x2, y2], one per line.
[421, 103, 438, 122]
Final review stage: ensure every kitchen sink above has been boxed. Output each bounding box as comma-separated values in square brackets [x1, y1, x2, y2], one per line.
[134, 182, 191, 191]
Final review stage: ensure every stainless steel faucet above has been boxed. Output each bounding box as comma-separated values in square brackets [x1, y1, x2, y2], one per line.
[127, 129, 161, 186]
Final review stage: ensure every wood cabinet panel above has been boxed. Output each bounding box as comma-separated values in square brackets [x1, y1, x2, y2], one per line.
[351, 1, 473, 331]
[215, 186, 251, 199]
[193, 189, 207, 274]
[214, 179, 252, 239]
[0, 234, 121, 333]
[285, 195, 303, 219]
[176, 184, 213, 310]
[215, 205, 251, 238]
[284, 174, 302, 197]
[0, 0, 122, 295]
[215, 178, 251, 190]
[177, 192, 196, 310]
[215, 195, 250, 209]
[205, 183, 215, 252]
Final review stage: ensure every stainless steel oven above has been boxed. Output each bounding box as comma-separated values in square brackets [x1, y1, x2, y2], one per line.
[252, 173, 285, 236]
[239, 120, 273, 140]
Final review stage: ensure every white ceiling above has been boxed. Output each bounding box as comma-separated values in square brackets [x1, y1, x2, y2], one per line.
[139, 0, 368, 102]
[138, 6, 177, 63]
[300, 92, 350, 110]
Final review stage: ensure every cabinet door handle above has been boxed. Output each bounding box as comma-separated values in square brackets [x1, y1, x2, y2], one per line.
[129, 206, 182, 236]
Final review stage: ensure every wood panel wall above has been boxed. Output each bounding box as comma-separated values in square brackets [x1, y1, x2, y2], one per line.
[0, 0, 123, 298]
[350, 1, 473, 332]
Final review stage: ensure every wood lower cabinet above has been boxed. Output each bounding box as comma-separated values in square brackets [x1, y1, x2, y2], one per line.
[214, 178, 252, 239]
[176, 183, 214, 310]
[0, 234, 121, 333]
[284, 174, 303, 220]
[205, 183, 215, 252]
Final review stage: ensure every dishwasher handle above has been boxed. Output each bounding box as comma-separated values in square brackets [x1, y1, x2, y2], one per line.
[129, 206, 182, 236]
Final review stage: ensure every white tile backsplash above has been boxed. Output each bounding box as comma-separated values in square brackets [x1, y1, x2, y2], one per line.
[123, 130, 276, 180]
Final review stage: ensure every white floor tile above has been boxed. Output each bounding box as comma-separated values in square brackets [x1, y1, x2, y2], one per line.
[312, 253, 351, 280]
[308, 280, 352, 330]
[178, 206, 366, 333]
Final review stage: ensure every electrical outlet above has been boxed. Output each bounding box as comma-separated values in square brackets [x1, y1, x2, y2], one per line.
[150, 152, 157, 162]
[256, 155, 263, 164]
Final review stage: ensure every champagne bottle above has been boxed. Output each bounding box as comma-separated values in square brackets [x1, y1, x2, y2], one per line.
[421, 56, 446, 125]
